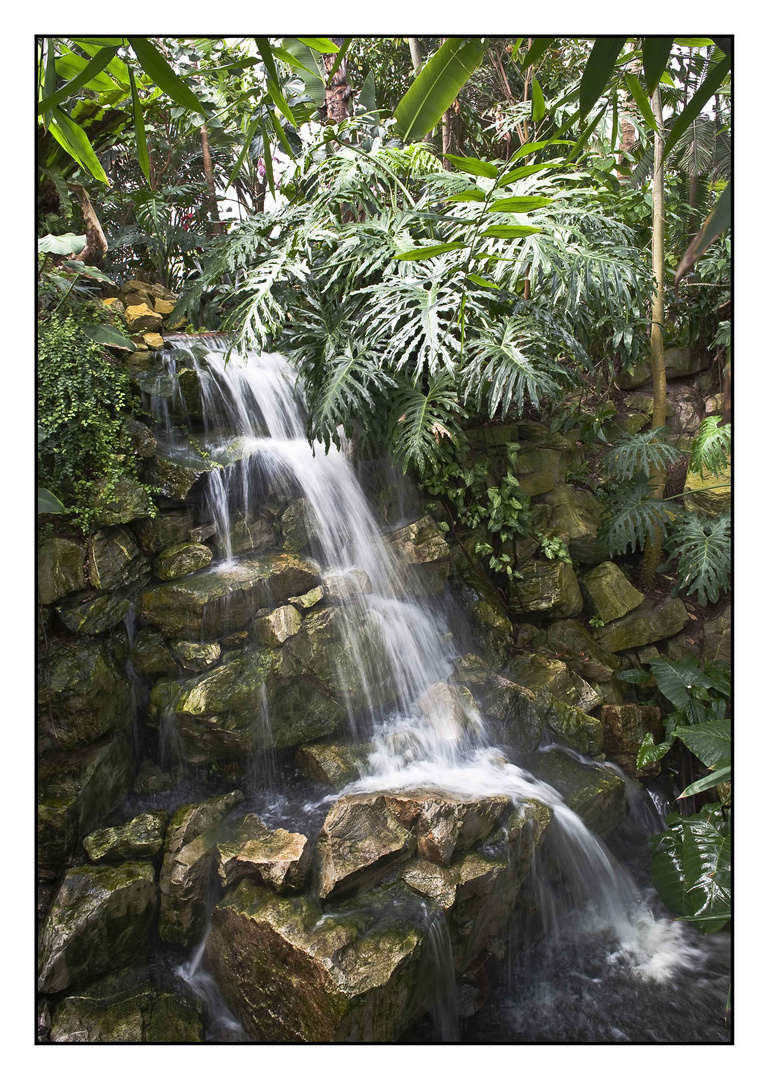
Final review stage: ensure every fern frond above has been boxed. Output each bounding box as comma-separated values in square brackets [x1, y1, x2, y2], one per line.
[389, 374, 467, 472]
[599, 478, 670, 556]
[664, 513, 731, 606]
[603, 429, 680, 482]
[689, 416, 731, 478]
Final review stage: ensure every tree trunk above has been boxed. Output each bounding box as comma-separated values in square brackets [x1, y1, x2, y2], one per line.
[407, 37, 422, 73]
[323, 38, 350, 123]
[67, 184, 108, 266]
[640, 85, 667, 588]
[442, 107, 453, 168]
[200, 123, 222, 234]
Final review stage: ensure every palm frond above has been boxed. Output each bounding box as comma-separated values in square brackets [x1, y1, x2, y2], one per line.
[603, 428, 680, 482]
[689, 415, 731, 479]
[664, 512, 731, 606]
[599, 478, 670, 556]
[389, 373, 467, 471]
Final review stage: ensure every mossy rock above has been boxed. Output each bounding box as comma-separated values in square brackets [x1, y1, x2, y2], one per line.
[536, 485, 605, 564]
[594, 597, 689, 653]
[295, 742, 372, 788]
[528, 747, 627, 837]
[37, 734, 135, 881]
[134, 510, 195, 554]
[153, 541, 213, 581]
[139, 553, 321, 638]
[703, 605, 731, 663]
[506, 559, 583, 619]
[599, 704, 664, 778]
[580, 561, 644, 624]
[541, 697, 604, 756]
[83, 811, 168, 864]
[131, 629, 178, 679]
[513, 447, 568, 497]
[545, 620, 619, 682]
[56, 590, 135, 635]
[384, 515, 451, 596]
[38, 638, 131, 749]
[683, 459, 731, 517]
[504, 653, 602, 714]
[469, 598, 517, 666]
[88, 527, 150, 591]
[142, 446, 216, 501]
[172, 640, 221, 672]
[38, 538, 86, 605]
[38, 862, 157, 994]
[125, 303, 163, 333]
[281, 498, 318, 553]
[93, 478, 154, 527]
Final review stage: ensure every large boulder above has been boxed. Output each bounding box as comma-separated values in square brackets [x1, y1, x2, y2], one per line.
[536, 485, 605, 564]
[38, 639, 131, 750]
[126, 303, 163, 333]
[217, 814, 312, 893]
[88, 527, 150, 591]
[37, 734, 135, 881]
[139, 553, 320, 638]
[617, 345, 702, 390]
[385, 792, 510, 866]
[83, 811, 168, 864]
[153, 541, 213, 581]
[38, 862, 157, 993]
[599, 704, 664, 777]
[540, 697, 604, 756]
[580, 562, 644, 624]
[468, 599, 517, 666]
[38, 538, 86, 605]
[49, 966, 203, 1043]
[504, 653, 601, 714]
[594, 597, 689, 653]
[506, 559, 583, 619]
[513, 447, 568, 497]
[255, 604, 302, 647]
[544, 620, 620, 682]
[703, 605, 731, 663]
[281, 498, 318, 553]
[317, 794, 416, 900]
[295, 742, 371, 788]
[142, 446, 215, 501]
[530, 748, 627, 837]
[56, 590, 134, 635]
[134, 510, 195, 554]
[384, 515, 450, 595]
[466, 673, 543, 754]
[683, 460, 731, 517]
[204, 882, 426, 1042]
[171, 641, 221, 672]
[131, 628, 178, 679]
[158, 791, 243, 946]
[93, 478, 154, 527]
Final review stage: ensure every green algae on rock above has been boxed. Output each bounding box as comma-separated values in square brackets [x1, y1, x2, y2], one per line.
[153, 541, 213, 580]
[83, 811, 168, 864]
[38, 538, 86, 605]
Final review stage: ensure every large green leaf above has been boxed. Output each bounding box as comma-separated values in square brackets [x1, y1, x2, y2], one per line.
[128, 67, 150, 184]
[500, 162, 566, 185]
[636, 732, 672, 770]
[642, 37, 674, 93]
[663, 56, 731, 162]
[651, 809, 731, 932]
[38, 46, 118, 113]
[520, 38, 556, 70]
[394, 242, 467, 261]
[674, 181, 731, 286]
[48, 107, 109, 183]
[394, 38, 485, 142]
[61, 260, 114, 283]
[531, 77, 546, 123]
[580, 38, 627, 119]
[84, 325, 136, 351]
[128, 37, 206, 115]
[673, 718, 731, 770]
[489, 196, 552, 212]
[38, 488, 66, 514]
[279, 40, 326, 106]
[255, 38, 296, 127]
[648, 655, 714, 710]
[296, 37, 339, 53]
[679, 765, 731, 799]
[624, 72, 658, 132]
[480, 225, 541, 239]
[444, 154, 498, 178]
[38, 233, 86, 255]
[227, 116, 260, 189]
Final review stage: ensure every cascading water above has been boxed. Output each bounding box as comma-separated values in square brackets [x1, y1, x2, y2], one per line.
[142, 336, 729, 1042]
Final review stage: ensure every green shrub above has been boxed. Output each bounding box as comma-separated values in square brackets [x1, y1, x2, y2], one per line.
[37, 315, 151, 533]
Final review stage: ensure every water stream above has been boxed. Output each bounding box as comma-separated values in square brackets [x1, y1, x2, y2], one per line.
[142, 337, 729, 1042]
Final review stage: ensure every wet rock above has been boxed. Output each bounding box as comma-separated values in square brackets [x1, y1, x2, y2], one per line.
[38, 862, 157, 993]
[322, 569, 372, 604]
[125, 418, 157, 458]
[88, 527, 150, 591]
[93, 477, 154, 527]
[205, 881, 425, 1042]
[37, 998, 51, 1042]
[317, 794, 416, 899]
[417, 682, 481, 742]
[401, 799, 552, 971]
[507, 559, 583, 619]
[218, 814, 311, 893]
[140, 553, 320, 638]
[133, 759, 178, 796]
[171, 640, 221, 672]
[38, 638, 131, 749]
[38, 538, 86, 605]
[475, 674, 543, 754]
[289, 585, 324, 611]
[281, 498, 318, 552]
[540, 697, 604, 756]
[295, 742, 371, 788]
[49, 966, 203, 1043]
[545, 620, 619, 682]
[683, 459, 731, 517]
[703, 605, 731, 662]
[469, 598, 517, 666]
[505, 653, 601, 714]
[190, 522, 217, 544]
[536, 485, 605, 564]
[37, 734, 135, 881]
[132, 628, 178, 678]
[385, 792, 510, 866]
[143, 446, 216, 501]
[594, 597, 689, 653]
[580, 561, 644, 624]
[56, 590, 133, 635]
[83, 811, 168, 864]
[126, 303, 163, 333]
[134, 510, 195, 553]
[530, 748, 627, 837]
[255, 604, 302, 647]
[227, 511, 275, 556]
[158, 791, 243, 946]
[599, 704, 664, 777]
[153, 541, 213, 580]
[384, 515, 450, 595]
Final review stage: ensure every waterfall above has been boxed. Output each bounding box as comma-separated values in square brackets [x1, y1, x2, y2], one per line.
[154, 336, 707, 1014]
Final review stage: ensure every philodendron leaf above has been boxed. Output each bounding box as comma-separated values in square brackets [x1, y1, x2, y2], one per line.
[672, 718, 731, 770]
[636, 732, 672, 770]
[650, 808, 731, 932]
[38, 233, 86, 255]
[84, 326, 136, 351]
[38, 488, 66, 514]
